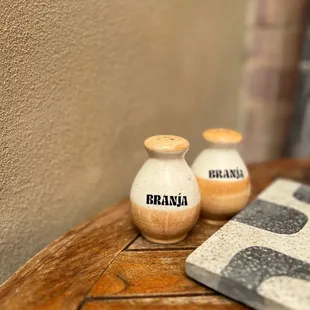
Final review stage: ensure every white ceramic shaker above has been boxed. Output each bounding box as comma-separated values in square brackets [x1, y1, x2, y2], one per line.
[130, 135, 201, 244]
[191, 128, 251, 225]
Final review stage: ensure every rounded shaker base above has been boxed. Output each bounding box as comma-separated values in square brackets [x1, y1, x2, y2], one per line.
[142, 232, 188, 244]
[202, 218, 228, 226]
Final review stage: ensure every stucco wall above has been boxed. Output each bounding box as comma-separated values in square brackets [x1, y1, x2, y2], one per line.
[0, 0, 246, 283]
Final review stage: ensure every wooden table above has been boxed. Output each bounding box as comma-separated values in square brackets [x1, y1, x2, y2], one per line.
[1, 159, 310, 310]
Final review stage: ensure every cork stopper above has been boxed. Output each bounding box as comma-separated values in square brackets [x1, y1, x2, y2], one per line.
[202, 128, 242, 144]
[144, 135, 189, 153]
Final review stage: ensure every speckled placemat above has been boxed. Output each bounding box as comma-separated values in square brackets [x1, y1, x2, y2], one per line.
[186, 178, 310, 310]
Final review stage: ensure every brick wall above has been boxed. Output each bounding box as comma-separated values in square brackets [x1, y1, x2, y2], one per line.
[239, 0, 309, 163]
[287, 10, 310, 157]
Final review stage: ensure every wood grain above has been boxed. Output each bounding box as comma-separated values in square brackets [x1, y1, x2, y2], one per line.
[128, 218, 219, 250]
[0, 201, 138, 310]
[248, 158, 310, 195]
[1, 159, 310, 310]
[89, 250, 211, 297]
[82, 296, 248, 310]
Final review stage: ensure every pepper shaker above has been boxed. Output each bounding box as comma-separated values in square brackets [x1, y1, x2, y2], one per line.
[130, 135, 201, 244]
[191, 128, 251, 225]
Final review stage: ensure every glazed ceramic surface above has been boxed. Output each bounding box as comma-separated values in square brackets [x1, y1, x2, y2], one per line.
[191, 128, 250, 224]
[130, 135, 201, 244]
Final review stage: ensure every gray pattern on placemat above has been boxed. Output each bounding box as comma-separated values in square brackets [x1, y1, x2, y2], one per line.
[233, 199, 308, 234]
[220, 246, 310, 289]
[294, 185, 310, 203]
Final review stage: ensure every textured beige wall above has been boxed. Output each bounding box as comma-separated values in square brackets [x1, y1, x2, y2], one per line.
[0, 0, 246, 282]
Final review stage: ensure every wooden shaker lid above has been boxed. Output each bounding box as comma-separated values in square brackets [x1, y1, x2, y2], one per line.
[144, 135, 189, 153]
[202, 128, 243, 144]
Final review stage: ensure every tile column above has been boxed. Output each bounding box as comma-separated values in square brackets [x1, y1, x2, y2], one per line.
[239, 0, 308, 163]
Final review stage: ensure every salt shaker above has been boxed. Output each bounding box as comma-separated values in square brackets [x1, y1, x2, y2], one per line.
[191, 128, 251, 225]
[130, 135, 201, 244]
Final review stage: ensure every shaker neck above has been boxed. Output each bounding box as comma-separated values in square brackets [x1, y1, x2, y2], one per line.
[205, 141, 238, 151]
[146, 149, 188, 159]
[144, 135, 190, 160]
[202, 128, 242, 151]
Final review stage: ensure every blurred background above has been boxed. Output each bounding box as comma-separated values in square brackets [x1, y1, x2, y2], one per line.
[1, 0, 309, 283]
